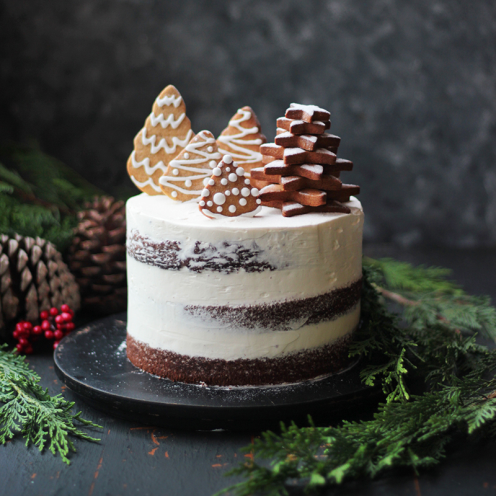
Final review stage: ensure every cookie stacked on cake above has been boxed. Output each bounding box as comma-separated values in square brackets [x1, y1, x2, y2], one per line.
[251, 104, 360, 217]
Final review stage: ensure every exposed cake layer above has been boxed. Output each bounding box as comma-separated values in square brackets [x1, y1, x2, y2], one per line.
[127, 332, 355, 386]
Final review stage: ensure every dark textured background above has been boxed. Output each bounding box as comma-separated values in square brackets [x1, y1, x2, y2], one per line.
[1, 0, 496, 246]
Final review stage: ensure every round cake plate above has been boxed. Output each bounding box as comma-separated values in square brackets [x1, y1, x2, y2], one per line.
[54, 313, 380, 430]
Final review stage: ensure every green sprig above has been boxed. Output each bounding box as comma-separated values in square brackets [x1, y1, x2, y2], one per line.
[0, 345, 101, 464]
[219, 258, 496, 495]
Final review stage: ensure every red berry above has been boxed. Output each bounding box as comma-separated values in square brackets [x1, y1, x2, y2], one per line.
[23, 322, 33, 331]
[13, 330, 20, 339]
[15, 323, 24, 332]
[41, 320, 51, 330]
[53, 341, 60, 349]
[24, 345, 33, 355]
[55, 315, 63, 324]
[40, 310, 49, 320]
[61, 312, 72, 322]
[16, 343, 24, 352]
[65, 322, 75, 332]
[61, 304, 70, 313]
[33, 325, 43, 335]
[49, 307, 59, 316]
[44, 330, 54, 340]
[54, 330, 64, 340]
[19, 338, 29, 346]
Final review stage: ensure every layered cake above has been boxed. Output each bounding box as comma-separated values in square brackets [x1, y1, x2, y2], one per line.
[125, 85, 363, 386]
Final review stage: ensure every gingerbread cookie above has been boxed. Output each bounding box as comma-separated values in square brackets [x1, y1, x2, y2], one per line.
[158, 130, 221, 201]
[217, 107, 266, 174]
[285, 103, 330, 123]
[251, 168, 342, 191]
[259, 184, 327, 207]
[199, 155, 261, 219]
[277, 117, 330, 135]
[254, 163, 325, 181]
[274, 132, 341, 151]
[265, 200, 351, 217]
[261, 144, 336, 166]
[127, 85, 193, 195]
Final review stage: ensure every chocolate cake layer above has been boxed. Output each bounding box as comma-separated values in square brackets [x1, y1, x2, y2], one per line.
[126, 332, 355, 386]
[185, 278, 362, 331]
[127, 230, 277, 274]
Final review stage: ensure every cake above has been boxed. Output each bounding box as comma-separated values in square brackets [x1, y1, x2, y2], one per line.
[125, 88, 363, 386]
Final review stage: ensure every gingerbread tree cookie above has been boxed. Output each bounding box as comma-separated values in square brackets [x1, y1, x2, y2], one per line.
[199, 155, 261, 219]
[159, 130, 221, 201]
[217, 106, 266, 175]
[127, 85, 194, 195]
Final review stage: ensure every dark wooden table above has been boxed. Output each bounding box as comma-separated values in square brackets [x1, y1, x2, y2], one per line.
[2, 245, 496, 496]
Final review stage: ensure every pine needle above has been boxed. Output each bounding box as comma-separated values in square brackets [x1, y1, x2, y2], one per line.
[0, 345, 101, 464]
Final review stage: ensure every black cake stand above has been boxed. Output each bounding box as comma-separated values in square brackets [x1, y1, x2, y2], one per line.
[54, 313, 380, 430]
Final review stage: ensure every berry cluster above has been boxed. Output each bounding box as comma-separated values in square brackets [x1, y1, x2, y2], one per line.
[13, 304, 75, 354]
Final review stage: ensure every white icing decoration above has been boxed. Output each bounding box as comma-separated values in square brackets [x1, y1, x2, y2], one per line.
[141, 128, 193, 155]
[244, 179, 250, 185]
[156, 94, 182, 108]
[236, 167, 245, 176]
[239, 198, 247, 206]
[217, 206, 223, 213]
[172, 169, 179, 176]
[221, 178, 228, 186]
[251, 188, 259, 196]
[207, 201, 213, 207]
[256, 199, 261, 204]
[130, 175, 162, 193]
[225, 190, 231, 196]
[226, 167, 230, 172]
[224, 155, 233, 164]
[149, 111, 186, 130]
[202, 188, 210, 197]
[130, 150, 167, 176]
[232, 188, 240, 195]
[213, 193, 226, 205]
[228, 173, 237, 182]
[159, 131, 222, 198]
[209, 160, 217, 167]
[171, 191, 178, 198]
[199, 200, 205, 206]
[217, 109, 263, 164]
[208, 179, 215, 186]
[229, 205, 236, 213]
[207, 146, 213, 152]
[213, 167, 222, 176]
[241, 188, 250, 197]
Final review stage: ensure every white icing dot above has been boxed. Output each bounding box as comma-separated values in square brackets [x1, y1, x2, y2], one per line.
[200, 200, 205, 206]
[221, 178, 228, 185]
[232, 188, 240, 195]
[229, 205, 236, 213]
[225, 190, 231, 196]
[171, 191, 178, 198]
[236, 167, 245, 176]
[244, 179, 250, 185]
[226, 167, 230, 172]
[209, 160, 217, 168]
[207, 201, 213, 207]
[208, 179, 215, 186]
[202, 188, 210, 197]
[256, 199, 261, 204]
[203, 178, 209, 186]
[241, 188, 250, 197]
[228, 173, 237, 182]
[213, 167, 222, 176]
[213, 192, 226, 205]
[207, 146, 213, 153]
[184, 152, 190, 159]
[217, 206, 223, 213]
[185, 179, 192, 187]
[172, 169, 179, 176]
[224, 155, 233, 164]
[251, 188, 259, 196]
[239, 198, 247, 206]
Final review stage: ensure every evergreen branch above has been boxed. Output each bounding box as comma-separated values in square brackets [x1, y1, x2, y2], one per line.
[220, 258, 496, 495]
[0, 345, 101, 464]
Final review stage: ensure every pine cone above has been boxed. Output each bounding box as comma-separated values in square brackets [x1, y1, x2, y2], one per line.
[0, 233, 80, 337]
[67, 196, 126, 315]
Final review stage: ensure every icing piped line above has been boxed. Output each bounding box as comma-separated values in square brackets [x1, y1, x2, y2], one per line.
[130, 151, 167, 175]
[217, 108, 263, 164]
[150, 111, 186, 129]
[203, 205, 262, 220]
[156, 94, 182, 108]
[130, 175, 162, 193]
[142, 128, 194, 155]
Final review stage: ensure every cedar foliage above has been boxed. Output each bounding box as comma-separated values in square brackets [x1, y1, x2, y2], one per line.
[0, 143, 102, 252]
[219, 258, 496, 495]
